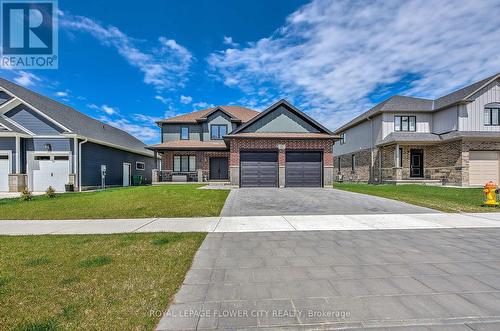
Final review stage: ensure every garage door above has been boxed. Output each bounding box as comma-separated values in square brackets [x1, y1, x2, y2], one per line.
[286, 151, 322, 187]
[0, 154, 9, 192]
[31, 154, 70, 192]
[240, 151, 278, 187]
[469, 151, 499, 186]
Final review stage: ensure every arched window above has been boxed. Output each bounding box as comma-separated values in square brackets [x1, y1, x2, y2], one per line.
[484, 103, 500, 126]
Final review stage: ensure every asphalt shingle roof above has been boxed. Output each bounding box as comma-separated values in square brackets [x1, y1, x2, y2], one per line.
[157, 106, 259, 124]
[0, 78, 152, 156]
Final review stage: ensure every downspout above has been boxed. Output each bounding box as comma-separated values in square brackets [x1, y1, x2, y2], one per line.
[78, 138, 88, 192]
[367, 116, 374, 182]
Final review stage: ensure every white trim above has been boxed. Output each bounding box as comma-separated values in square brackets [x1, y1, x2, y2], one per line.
[15, 136, 20, 174]
[464, 74, 500, 101]
[78, 138, 88, 192]
[67, 134, 156, 158]
[0, 87, 72, 132]
[0, 122, 11, 132]
[1, 116, 34, 135]
[0, 98, 22, 114]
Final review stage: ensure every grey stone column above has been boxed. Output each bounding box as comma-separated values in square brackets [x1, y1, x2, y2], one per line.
[230, 166, 239, 186]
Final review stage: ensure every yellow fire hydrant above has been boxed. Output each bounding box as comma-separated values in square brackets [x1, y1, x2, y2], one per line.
[483, 181, 499, 207]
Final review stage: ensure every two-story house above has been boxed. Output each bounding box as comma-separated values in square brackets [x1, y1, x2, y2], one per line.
[148, 99, 339, 187]
[333, 73, 500, 186]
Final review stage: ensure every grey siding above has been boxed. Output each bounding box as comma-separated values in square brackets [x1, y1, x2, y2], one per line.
[81, 142, 155, 188]
[0, 137, 15, 172]
[25, 138, 72, 152]
[242, 106, 320, 133]
[5, 104, 65, 135]
[162, 124, 201, 142]
[203, 111, 234, 141]
[459, 79, 500, 131]
[432, 106, 458, 134]
[334, 115, 382, 156]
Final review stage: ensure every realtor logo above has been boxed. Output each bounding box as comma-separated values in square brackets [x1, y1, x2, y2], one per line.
[1, 0, 58, 68]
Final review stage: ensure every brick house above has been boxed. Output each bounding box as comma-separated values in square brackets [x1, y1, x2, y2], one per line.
[148, 100, 339, 187]
[333, 73, 500, 186]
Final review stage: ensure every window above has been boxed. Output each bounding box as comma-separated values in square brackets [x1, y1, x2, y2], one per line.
[484, 107, 500, 126]
[180, 126, 189, 140]
[34, 155, 50, 161]
[211, 124, 228, 140]
[0, 155, 8, 160]
[337, 157, 341, 171]
[351, 154, 356, 172]
[136, 161, 145, 170]
[173, 155, 196, 172]
[339, 133, 346, 145]
[54, 156, 69, 161]
[394, 116, 416, 132]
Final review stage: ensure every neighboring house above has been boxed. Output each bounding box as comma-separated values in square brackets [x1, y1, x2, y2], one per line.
[0, 78, 156, 192]
[333, 73, 500, 186]
[148, 100, 339, 187]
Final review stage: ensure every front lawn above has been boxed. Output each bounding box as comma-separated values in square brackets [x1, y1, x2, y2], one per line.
[0, 232, 205, 330]
[335, 183, 493, 213]
[0, 184, 229, 220]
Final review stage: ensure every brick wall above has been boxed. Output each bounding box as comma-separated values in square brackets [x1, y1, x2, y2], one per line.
[333, 148, 372, 182]
[228, 138, 334, 167]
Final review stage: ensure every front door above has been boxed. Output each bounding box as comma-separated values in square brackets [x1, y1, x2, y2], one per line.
[209, 157, 228, 180]
[123, 163, 131, 186]
[410, 149, 424, 178]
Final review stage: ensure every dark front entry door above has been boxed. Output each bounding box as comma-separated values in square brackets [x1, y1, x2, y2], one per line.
[210, 157, 229, 180]
[410, 149, 424, 178]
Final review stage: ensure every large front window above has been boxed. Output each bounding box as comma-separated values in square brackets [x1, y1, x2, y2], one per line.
[485, 107, 500, 126]
[210, 124, 227, 140]
[173, 155, 196, 172]
[394, 116, 416, 132]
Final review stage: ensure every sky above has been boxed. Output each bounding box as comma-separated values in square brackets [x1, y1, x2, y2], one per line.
[1, 0, 500, 144]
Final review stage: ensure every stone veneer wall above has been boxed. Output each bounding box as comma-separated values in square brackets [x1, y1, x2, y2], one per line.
[228, 138, 334, 187]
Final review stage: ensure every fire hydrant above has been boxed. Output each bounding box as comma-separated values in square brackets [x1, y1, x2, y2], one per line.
[483, 181, 499, 207]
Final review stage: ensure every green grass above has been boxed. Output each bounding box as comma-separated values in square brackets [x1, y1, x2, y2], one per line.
[334, 183, 496, 213]
[0, 232, 206, 331]
[0, 185, 229, 220]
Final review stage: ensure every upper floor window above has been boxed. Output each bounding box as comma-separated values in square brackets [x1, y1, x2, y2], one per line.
[211, 124, 227, 140]
[484, 107, 500, 126]
[180, 126, 189, 140]
[394, 116, 416, 132]
[339, 133, 346, 145]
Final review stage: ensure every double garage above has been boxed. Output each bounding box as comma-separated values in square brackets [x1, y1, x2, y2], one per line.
[239, 151, 322, 187]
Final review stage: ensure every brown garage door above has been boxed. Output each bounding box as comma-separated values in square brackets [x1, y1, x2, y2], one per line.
[240, 151, 278, 187]
[285, 151, 322, 187]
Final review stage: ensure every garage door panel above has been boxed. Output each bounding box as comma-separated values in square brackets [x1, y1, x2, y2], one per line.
[469, 151, 499, 186]
[31, 155, 70, 192]
[286, 152, 322, 187]
[0, 155, 9, 192]
[240, 152, 278, 187]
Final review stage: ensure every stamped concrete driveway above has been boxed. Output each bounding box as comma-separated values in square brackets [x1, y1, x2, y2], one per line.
[221, 188, 435, 216]
[157, 228, 500, 330]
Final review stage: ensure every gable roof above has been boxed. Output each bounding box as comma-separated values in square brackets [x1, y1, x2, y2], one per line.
[157, 106, 259, 124]
[0, 78, 153, 156]
[229, 99, 335, 137]
[334, 73, 500, 134]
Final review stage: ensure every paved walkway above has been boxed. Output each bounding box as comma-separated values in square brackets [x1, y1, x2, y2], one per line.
[1, 213, 500, 235]
[221, 188, 436, 216]
[157, 228, 500, 330]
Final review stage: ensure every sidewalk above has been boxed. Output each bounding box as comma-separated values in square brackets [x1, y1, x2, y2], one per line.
[1, 213, 500, 235]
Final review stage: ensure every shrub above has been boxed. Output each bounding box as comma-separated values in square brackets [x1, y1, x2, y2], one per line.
[20, 187, 33, 201]
[45, 186, 56, 198]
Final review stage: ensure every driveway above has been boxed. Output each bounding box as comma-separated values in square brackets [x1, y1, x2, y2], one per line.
[157, 228, 500, 330]
[221, 188, 435, 216]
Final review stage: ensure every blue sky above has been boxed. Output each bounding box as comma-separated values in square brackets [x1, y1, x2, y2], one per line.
[2, 0, 500, 143]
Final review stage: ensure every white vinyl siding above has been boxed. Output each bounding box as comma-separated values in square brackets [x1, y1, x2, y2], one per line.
[432, 106, 458, 134]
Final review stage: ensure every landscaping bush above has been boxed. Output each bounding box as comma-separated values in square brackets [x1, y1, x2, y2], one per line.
[20, 187, 33, 201]
[45, 186, 56, 198]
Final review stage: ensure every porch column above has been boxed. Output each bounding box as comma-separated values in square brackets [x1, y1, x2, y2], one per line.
[394, 144, 402, 181]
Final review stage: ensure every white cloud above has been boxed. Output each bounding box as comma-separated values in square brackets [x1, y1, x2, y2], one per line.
[99, 116, 158, 142]
[180, 95, 192, 104]
[55, 91, 68, 97]
[208, 0, 500, 129]
[60, 13, 193, 90]
[193, 101, 214, 109]
[154, 95, 169, 104]
[133, 113, 162, 123]
[87, 103, 118, 115]
[223, 36, 239, 47]
[13, 71, 41, 87]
